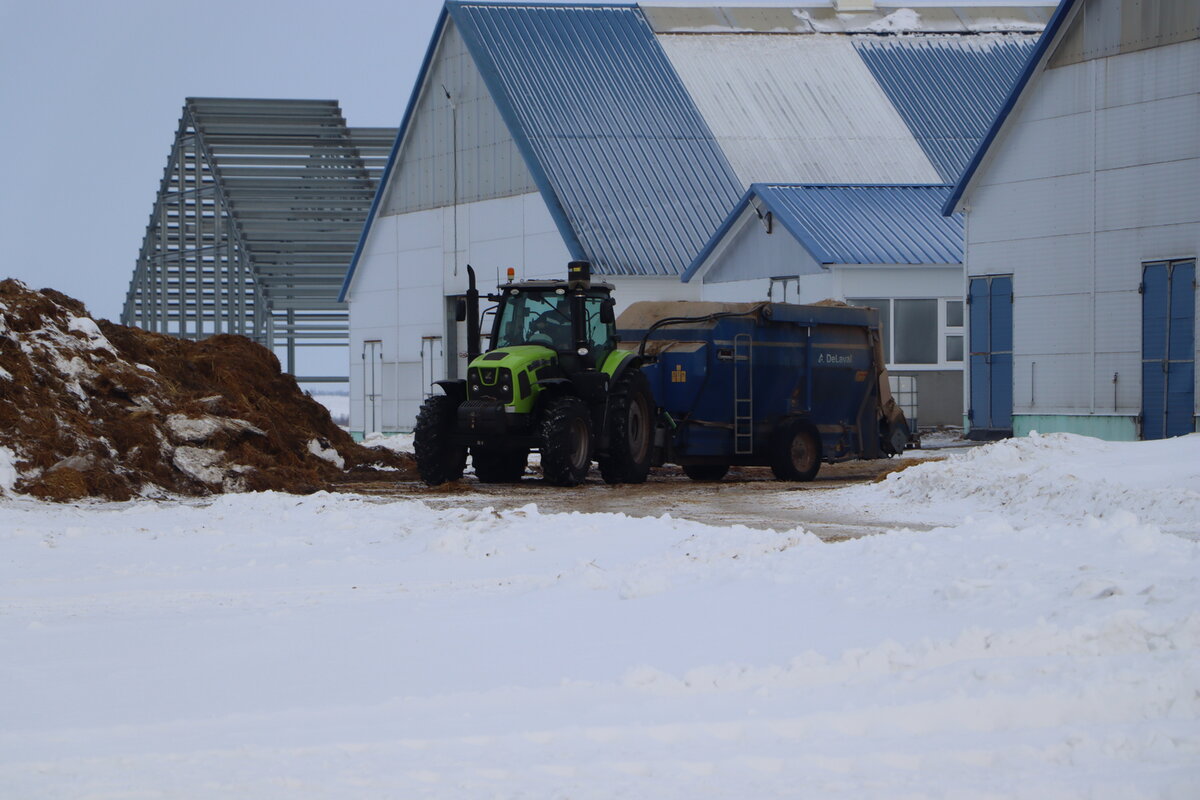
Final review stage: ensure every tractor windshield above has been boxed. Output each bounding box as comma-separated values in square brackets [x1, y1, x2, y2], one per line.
[493, 290, 614, 360]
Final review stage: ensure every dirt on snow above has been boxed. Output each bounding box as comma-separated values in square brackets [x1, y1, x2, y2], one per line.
[0, 280, 413, 501]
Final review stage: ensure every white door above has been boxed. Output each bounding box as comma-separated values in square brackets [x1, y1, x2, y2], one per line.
[362, 340, 383, 435]
[420, 336, 444, 396]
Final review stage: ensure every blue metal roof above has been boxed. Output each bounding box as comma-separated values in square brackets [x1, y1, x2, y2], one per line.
[448, 1, 743, 277]
[855, 36, 1038, 183]
[943, 0, 1078, 214]
[683, 184, 963, 282]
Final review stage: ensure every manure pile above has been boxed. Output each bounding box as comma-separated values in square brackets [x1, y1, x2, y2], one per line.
[0, 280, 413, 500]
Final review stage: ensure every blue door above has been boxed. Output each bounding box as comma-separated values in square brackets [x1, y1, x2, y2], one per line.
[968, 275, 1013, 435]
[1142, 260, 1196, 439]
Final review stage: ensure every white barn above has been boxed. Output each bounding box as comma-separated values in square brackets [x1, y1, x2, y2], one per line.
[946, 0, 1199, 440]
[340, 1, 1049, 437]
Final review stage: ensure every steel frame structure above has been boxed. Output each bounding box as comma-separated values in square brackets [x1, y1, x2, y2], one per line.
[122, 98, 394, 382]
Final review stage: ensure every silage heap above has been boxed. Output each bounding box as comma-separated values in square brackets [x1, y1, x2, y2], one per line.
[0, 279, 412, 500]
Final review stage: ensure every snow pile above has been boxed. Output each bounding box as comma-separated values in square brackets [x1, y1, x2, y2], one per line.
[1, 435, 1198, 797]
[0, 279, 412, 499]
[864, 7, 922, 33]
[834, 432, 1200, 534]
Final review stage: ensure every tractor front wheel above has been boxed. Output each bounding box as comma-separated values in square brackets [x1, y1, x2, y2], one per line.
[540, 396, 592, 486]
[472, 446, 527, 483]
[771, 418, 821, 482]
[413, 394, 467, 486]
[599, 368, 654, 485]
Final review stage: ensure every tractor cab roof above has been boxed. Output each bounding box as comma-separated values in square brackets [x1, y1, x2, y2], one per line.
[494, 279, 615, 294]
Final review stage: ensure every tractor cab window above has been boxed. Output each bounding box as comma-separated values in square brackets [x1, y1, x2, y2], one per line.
[495, 291, 570, 350]
[494, 290, 614, 360]
[584, 295, 615, 364]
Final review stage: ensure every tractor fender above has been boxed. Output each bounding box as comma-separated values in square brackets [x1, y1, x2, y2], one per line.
[608, 352, 647, 387]
[432, 379, 466, 405]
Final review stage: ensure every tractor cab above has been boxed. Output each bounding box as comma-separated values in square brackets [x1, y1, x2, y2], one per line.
[486, 279, 617, 370]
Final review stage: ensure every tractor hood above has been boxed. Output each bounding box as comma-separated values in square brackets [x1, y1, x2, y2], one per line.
[468, 345, 557, 373]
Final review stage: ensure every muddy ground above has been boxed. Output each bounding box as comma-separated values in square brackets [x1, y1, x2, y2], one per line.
[333, 456, 945, 541]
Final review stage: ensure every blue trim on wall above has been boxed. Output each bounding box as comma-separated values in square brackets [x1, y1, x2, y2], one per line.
[338, 6, 450, 302]
[942, 0, 1079, 216]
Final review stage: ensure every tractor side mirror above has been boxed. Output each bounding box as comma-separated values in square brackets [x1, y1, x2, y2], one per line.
[455, 298, 467, 322]
[600, 299, 615, 325]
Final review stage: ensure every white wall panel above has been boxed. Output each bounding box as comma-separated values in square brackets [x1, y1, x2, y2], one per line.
[838, 266, 960, 299]
[1092, 290, 1141, 355]
[968, 235, 1093, 291]
[350, 249, 398, 296]
[349, 290, 399, 335]
[978, 111, 1093, 185]
[699, 277, 771, 304]
[1101, 39, 1200, 109]
[703, 213, 823, 283]
[794, 272, 838, 304]
[1097, 158, 1200, 231]
[1015, 293, 1093, 356]
[1016, 59, 1093, 122]
[1014, 353, 1094, 413]
[968, 173, 1094, 244]
[609, 276, 701, 311]
[1093, 351, 1142, 412]
[394, 205, 444, 252]
[362, 214, 398, 260]
[1097, 93, 1198, 171]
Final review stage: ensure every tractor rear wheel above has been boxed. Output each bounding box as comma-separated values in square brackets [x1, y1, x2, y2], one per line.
[771, 419, 821, 482]
[472, 446, 527, 483]
[540, 396, 592, 486]
[413, 394, 467, 486]
[682, 463, 729, 482]
[599, 368, 654, 485]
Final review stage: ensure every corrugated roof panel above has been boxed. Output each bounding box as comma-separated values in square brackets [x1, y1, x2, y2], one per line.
[854, 35, 1039, 182]
[757, 184, 964, 265]
[657, 34, 943, 186]
[449, 2, 743, 277]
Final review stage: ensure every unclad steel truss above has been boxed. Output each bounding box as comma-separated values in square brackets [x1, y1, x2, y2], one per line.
[122, 98, 395, 382]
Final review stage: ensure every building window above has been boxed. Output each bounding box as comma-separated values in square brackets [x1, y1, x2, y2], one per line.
[945, 300, 964, 362]
[848, 297, 964, 367]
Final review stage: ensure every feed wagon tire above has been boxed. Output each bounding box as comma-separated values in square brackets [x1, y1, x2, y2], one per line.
[771, 419, 822, 482]
[599, 368, 654, 485]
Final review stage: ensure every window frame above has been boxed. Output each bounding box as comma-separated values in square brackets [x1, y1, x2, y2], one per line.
[846, 296, 966, 369]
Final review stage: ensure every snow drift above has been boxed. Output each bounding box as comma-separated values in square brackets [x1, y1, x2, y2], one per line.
[1, 434, 1197, 797]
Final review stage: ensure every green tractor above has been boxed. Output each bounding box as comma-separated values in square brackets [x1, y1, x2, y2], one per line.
[414, 261, 654, 487]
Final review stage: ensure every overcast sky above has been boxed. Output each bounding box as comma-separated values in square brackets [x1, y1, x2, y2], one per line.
[0, 0, 445, 323]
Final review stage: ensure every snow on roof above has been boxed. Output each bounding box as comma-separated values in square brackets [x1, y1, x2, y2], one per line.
[658, 34, 942, 185]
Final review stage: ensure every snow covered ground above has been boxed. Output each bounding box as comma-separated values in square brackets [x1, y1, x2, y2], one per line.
[1, 434, 1198, 798]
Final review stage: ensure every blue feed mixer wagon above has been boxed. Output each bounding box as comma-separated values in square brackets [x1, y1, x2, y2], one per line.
[616, 301, 910, 481]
